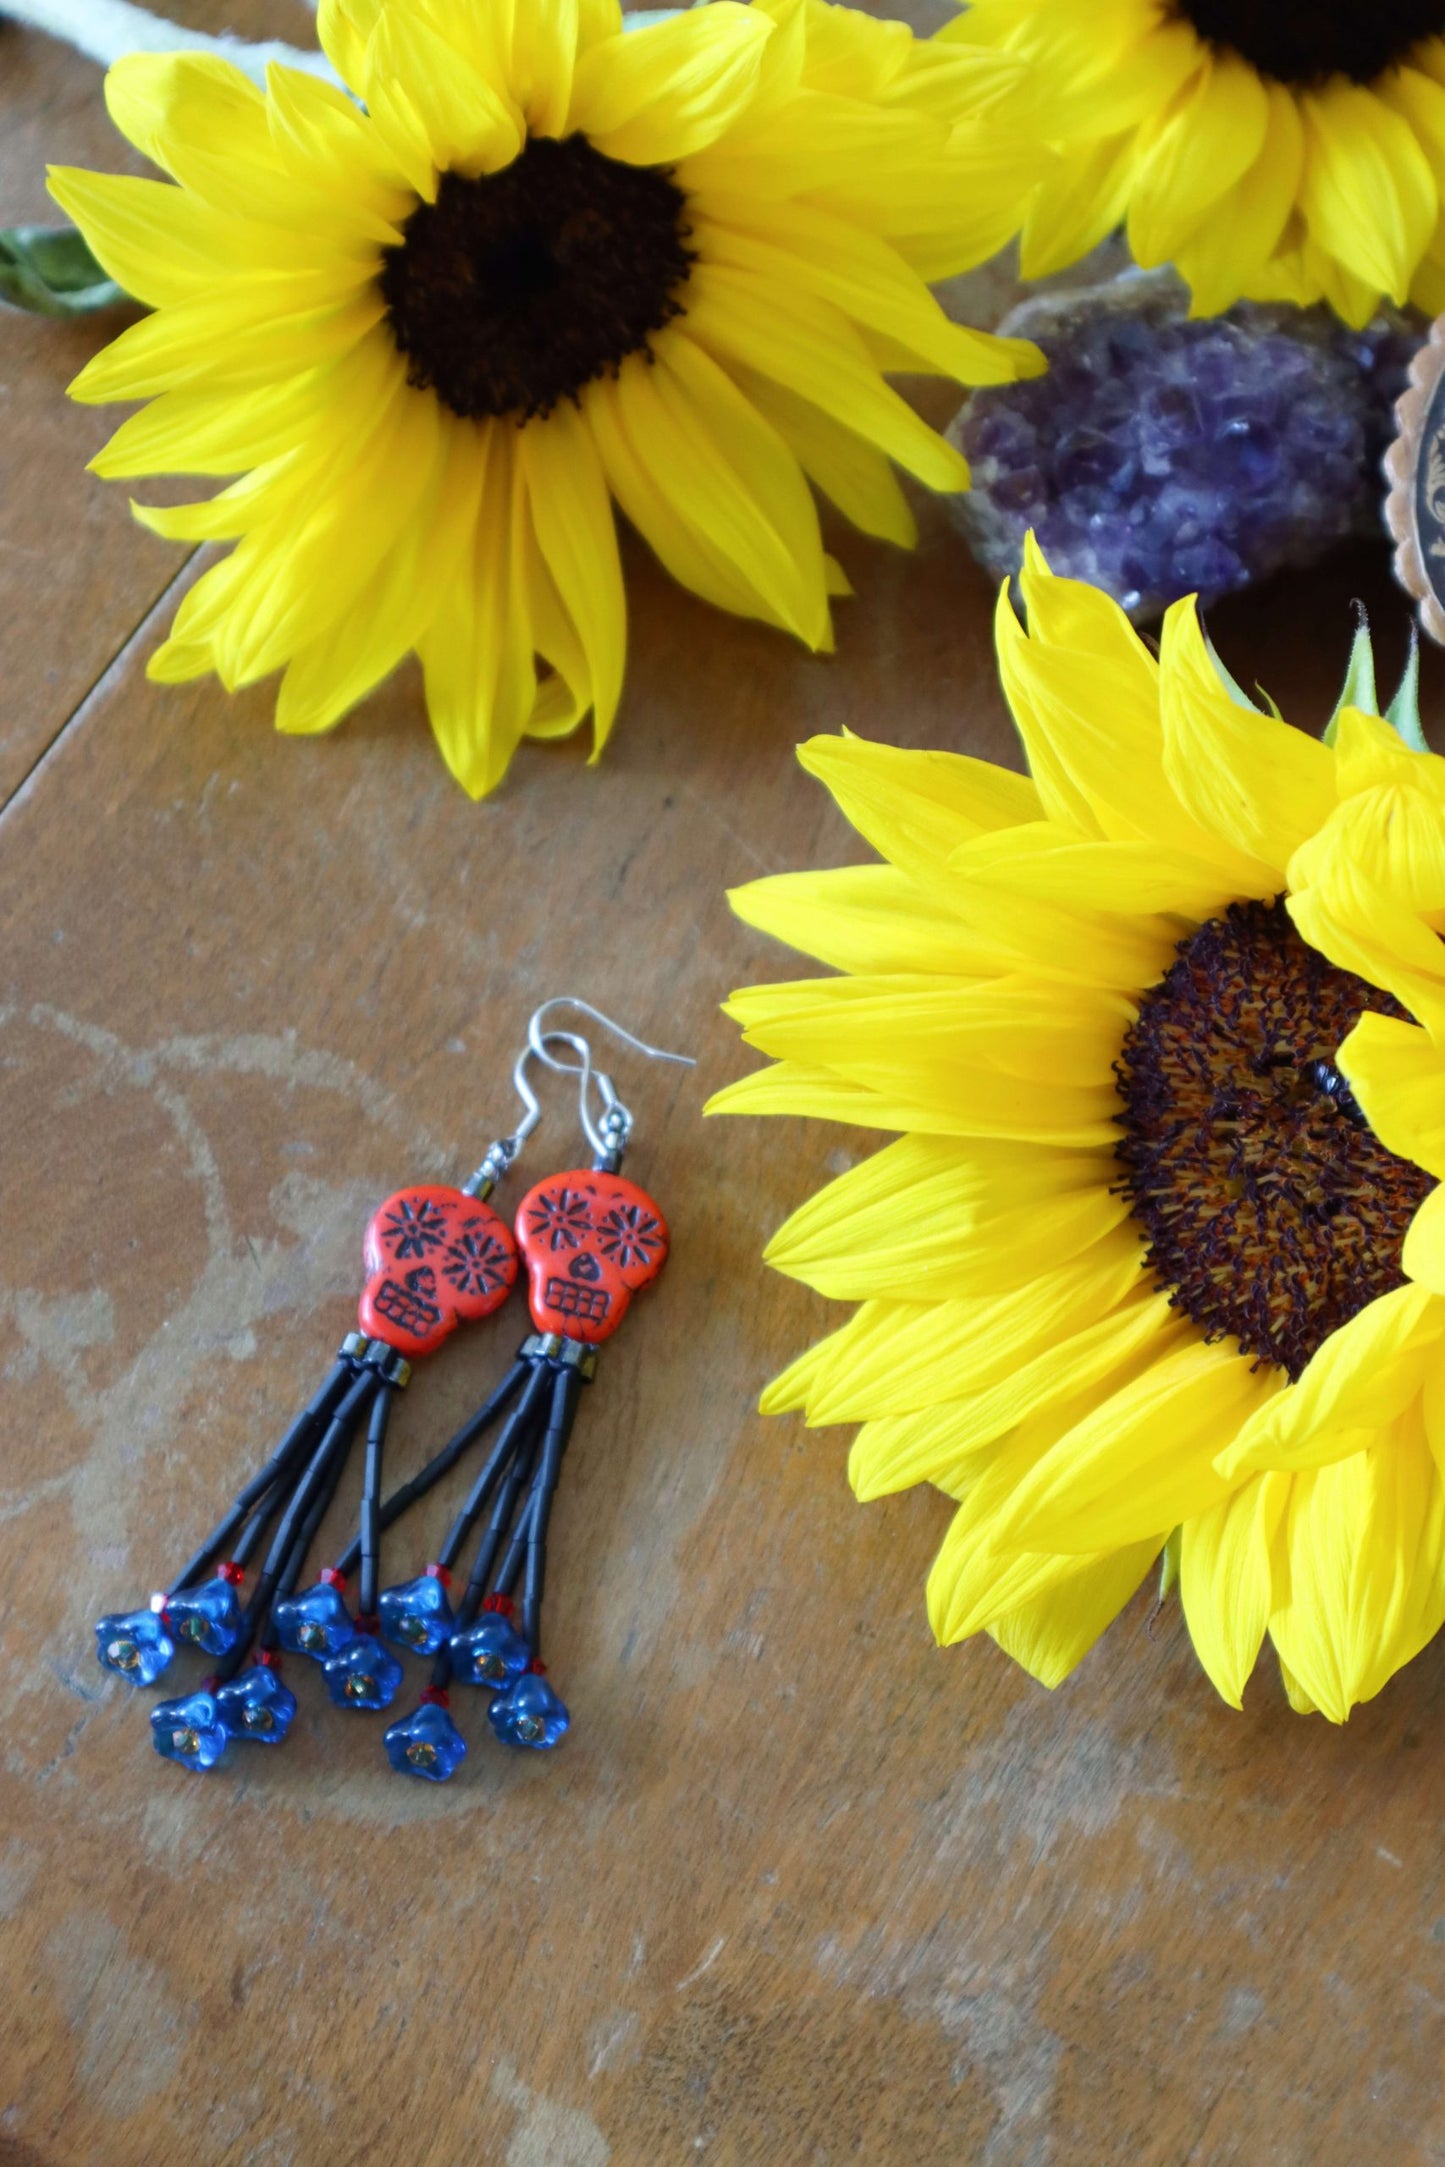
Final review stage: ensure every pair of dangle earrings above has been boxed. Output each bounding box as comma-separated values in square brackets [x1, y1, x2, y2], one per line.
[95, 999, 690, 1783]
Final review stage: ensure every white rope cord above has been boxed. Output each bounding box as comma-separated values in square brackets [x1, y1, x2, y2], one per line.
[1, 0, 334, 81]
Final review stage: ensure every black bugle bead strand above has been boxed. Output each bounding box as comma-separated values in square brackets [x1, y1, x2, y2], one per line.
[255, 1420, 358, 1659]
[166, 1355, 356, 1594]
[332, 1355, 532, 1579]
[357, 1382, 394, 1621]
[227, 1365, 364, 1575]
[428, 1361, 552, 1689]
[520, 1364, 584, 1653]
[216, 1368, 378, 1682]
[228, 1471, 294, 1575]
[434, 1358, 542, 1572]
[213, 1392, 365, 1684]
[488, 1462, 543, 1610]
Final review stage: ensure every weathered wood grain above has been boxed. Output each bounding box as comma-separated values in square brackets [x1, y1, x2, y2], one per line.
[1, 16, 1444, 2161]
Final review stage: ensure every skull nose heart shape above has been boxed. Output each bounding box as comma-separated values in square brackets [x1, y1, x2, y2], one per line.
[359, 1185, 519, 1359]
[515, 1172, 669, 1345]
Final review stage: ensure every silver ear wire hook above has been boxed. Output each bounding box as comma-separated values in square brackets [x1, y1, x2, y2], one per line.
[460, 1039, 549, 1198]
[526, 999, 694, 1162]
[526, 999, 695, 1075]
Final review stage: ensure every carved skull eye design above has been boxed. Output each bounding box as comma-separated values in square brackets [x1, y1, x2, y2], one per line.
[596, 1202, 665, 1272]
[441, 1226, 515, 1300]
[526, 1187, 595, 1252]
[380, 1197, 450, 1259]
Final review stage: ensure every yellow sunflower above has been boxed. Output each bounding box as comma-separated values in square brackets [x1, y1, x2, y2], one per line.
[712, 538, 1445, 1722]
[49, 0, 1042, 797]
[943, 0, 1445, 323]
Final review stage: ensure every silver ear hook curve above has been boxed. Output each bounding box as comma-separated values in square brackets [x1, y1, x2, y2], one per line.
[526, 1000, 694, 1161]
[526, 999, 694, 1076]
[460, 1038, 551, 1197]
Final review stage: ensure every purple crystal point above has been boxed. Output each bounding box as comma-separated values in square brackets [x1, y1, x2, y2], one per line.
[949, 270, 1422, 622]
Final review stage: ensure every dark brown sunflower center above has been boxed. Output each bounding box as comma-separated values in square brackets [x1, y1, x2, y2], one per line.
[1114, 897, 1431, 1380]
[1170, 0, 1445, 84]
[379, 135, 694, 422]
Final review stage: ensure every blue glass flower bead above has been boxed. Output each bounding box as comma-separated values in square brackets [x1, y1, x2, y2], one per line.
[164, 1576, 243, 1657]
[216, 1664, 297, 1744]
[273, 1580, 355, 1661]
[95, 1607, 174, 1686]
[384, 1699, 467, 1782]
[449, 1612, 530, 1690]
[377, 1572, 454, 1657]
[488, 1671, 569, 1751]
[151, 1688, 228, 1771]
[322, 1634, 403, 1711]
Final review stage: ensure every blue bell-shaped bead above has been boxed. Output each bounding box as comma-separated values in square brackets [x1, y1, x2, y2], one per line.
[377, 1572, 454, 1657]
[164, 1575, 243, 1657]
[488, 1670, 570, 1750]
[216, 1664, 297, 1744]
[273, 1580, 355, 1662]
[322, 1633, 403, 1711]
[383, 1699, 467, 1782]
[449, 1612, 530, 1690]
[95, 1607, 174, 1686]
[150, 1688, 228, 1771]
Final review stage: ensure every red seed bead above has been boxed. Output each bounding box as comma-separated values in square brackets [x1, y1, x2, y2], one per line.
[482, 1592, 514, 1616]
[528, 1658, 547, 1675]
[425, 1562, 453, 1587]
[319, 1566, 348, 1590]
[257, 1649, 283, 1671]
[217, 1560, 245, 1585]
[355, 1614, 379, 1636]
[420, 1685, 450, 1708]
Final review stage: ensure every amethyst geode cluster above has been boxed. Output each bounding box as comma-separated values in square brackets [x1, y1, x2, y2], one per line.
[949, 272, 1422, 622]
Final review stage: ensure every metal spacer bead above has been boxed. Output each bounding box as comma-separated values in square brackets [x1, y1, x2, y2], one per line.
[363, 1339, 413, 1388]
[340, 1329, 370, 1362]
[521, 1331, 597, 1381]
[461, 1140, 515, 1200]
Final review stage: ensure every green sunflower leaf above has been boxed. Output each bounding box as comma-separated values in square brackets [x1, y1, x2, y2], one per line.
[1323, 604, 1376, 747]
[0, 224, 126, 318]
[1202, 627, 1262, 713]
[1385, 629, 1428, 754]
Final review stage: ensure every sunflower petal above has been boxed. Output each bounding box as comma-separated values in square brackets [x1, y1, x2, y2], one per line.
[570, 4, 772, 164]
[1338, 1010, 1445, 1182]
[1268, 1422, 1445, 1721]
[1179, 1472, 1288, 1708]
[987, 1541, 1161, 1688]
[1216, 1283, 1441, 1479]
[993, 1338, 1283, 1555]
[518, 401, 626, 749]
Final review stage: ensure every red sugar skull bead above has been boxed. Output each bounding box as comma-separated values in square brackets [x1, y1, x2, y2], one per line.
[359, 1186, 519, 1360]
[515, 1171, 669, 1345]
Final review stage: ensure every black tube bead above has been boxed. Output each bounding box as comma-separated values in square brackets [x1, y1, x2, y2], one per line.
[256, 1418, 357, 1656]
[434, 1360, 545, 1571]
[332, 1356, 531, 1578]
[217, 1378, 372, 1681]
[357, 1382, 394, 1620]
[168, 1356, 355, 1594]
[519, 1365, 583, 1650]
[214, 1368, 377, 1682]
[427, 1360, 551, 1689]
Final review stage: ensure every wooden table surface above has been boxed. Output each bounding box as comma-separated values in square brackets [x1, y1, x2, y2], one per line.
[3, 9, 1445, 2163]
